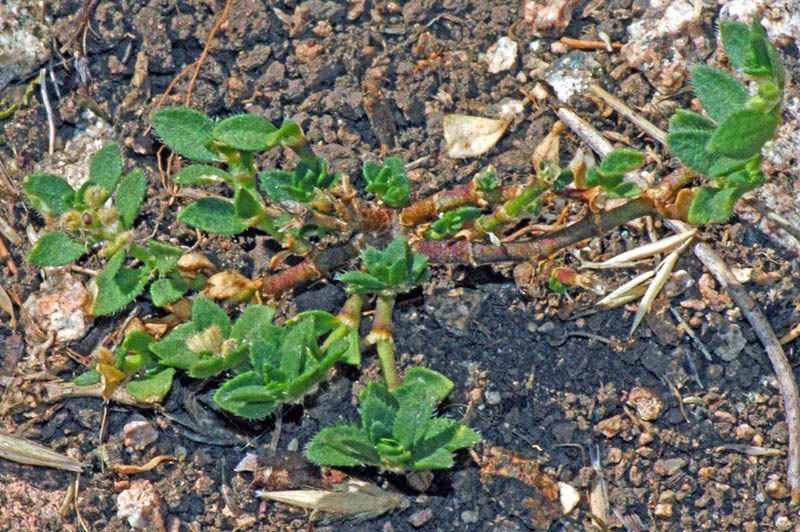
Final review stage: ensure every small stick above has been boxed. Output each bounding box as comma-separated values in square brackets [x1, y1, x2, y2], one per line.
[589, 84, 667, 145]
[39, 68, 55, 156]
[560, 37, 623, 51]
[780, 321, 800, 346]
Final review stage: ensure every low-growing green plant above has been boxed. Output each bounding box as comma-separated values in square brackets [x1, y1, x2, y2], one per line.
[666, 19, 784, 223]
[306, 367, 480, 471]
[22, 19, 786, 475]
[77, 295, 353, 415]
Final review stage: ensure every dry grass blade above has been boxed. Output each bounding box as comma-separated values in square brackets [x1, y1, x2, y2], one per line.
[713, 444, 783, 457]
[780, 321, 800, 346]
[595, 270, 655, 308]
[599, 229, 696, 265]
[257, 478, 406, 520]
[0, 432, 85, 472]
[629, 238, 691, 336]
[0, 214, 21, 245]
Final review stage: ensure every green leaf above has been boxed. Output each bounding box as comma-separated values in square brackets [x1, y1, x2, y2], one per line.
[116, 170, 147, 229]
[89, 144, 123, 195]
[336, 270, 387, 293]
[151, 107, 219, 163]
[264, 121, 306, 150]
[192, 295, 231, 337]
[92, 250, 153, 316]
[393, 367, 453, 406]
[708, 157, 748, 179]
[361, 384, 397, 438]
[174, 165, 233, 186]
[231, 305, 276, 342]
[28, 231, 85, 266]
[126, 368, 175, 403]
[289, 310, 338, 337]
[149, 277, 187, 306]
[259, 170, 293, 202]
[362, 157, 410, 207]
[393, 400, 434, 450]
[666, 129, 716, 175]
[179, 198, 248, 235]
[708, 109, 779, 159]
[213, 114, 277, 151]
[720, 21, 751, 72]
[122, 329, 155, 355]
[23, 173, 75, 215]
[599, 149, 644, 175]
[74, 369, 101, 386]
[188, 357, 224, 378]
[668, 109, 716, 132]
[214, 371, 278, 419]
[409, 447, 454, 470]
[611, 182, 642, 199]
[233, 188, 262, 219]
[306, 425, 379, 467]
[146, 241, 183, 276]
[690, 65, 749, 123]
[687, 186, 737, 224]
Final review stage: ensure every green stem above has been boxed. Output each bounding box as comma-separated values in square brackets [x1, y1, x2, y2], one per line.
[475, 184, 548, 235]
[369, 294, 398, 390]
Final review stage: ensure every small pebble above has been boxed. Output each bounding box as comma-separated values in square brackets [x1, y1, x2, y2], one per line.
[461, 510, 479, 523]
[485, 391, 502, 405]
[775, 516, 792, 531]
[408, 509, 433, 528]
[653, 503, 673, 518]
[765, 477, 790, 499]
[626, 387, 663, 421]
[122, 416, 158, 451]
[117, 480, 166, 532]
[653, 457, 687, 476]
[594, 415, 623, 439]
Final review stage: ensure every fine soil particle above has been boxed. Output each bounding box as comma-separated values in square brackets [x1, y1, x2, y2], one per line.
[1, 1, 799, 531]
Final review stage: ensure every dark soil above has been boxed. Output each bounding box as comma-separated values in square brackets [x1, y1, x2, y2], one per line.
[2, 1, 800, 531]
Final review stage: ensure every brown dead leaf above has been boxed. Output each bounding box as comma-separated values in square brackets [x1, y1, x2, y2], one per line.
[203, 271, 261, 301]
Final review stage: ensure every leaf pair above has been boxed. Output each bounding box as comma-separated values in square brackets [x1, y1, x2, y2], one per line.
[362, 157, 410, 208]
[260, 156, 338, 204]
[425, 207, 483, 240]
[584, 149, 643, 199]
[306, 367, 480, 471]
[337, 237, 430, 294]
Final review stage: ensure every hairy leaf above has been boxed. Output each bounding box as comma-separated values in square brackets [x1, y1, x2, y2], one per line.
[89, 144, 123, 195]
[117, 170, 147, 229]
[719, 21, 751, 72]
[152, 107, 219, 163]
[666, 129, 716, 175]
[213, 114, 277, 151]
[23, 173, 75, 215]
[306, 425, 379, 467]
[149, 277, 187, 306]
[708, 109, 779, 159]
[126, 368, 175, 403]
[179, 198, 248, 235]
[28, 231, 85, 266]
[192, 295, 231, 337]
[690, 65, 749, 123]
[668, 109, 716, 132]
